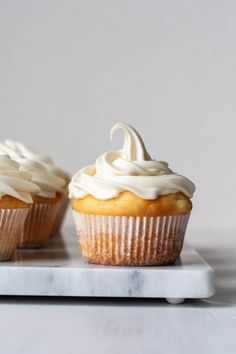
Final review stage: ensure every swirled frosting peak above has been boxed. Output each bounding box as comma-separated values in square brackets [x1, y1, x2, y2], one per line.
[69, 123, 195, 200]
[110, 123, 151, 161]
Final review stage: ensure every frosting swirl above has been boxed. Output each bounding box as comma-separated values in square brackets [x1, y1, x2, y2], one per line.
[4, 140, 53, 164]
[0, 144, 66, 198]
[0, 155, 41, 203]
[69, 123, 196, 200]
[16, 157, 65, 198]
[4, 140, 70, 187]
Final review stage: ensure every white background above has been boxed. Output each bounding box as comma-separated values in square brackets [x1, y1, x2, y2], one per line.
[0, 0, 236, 230]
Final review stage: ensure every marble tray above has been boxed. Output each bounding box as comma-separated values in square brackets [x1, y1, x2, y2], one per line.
[0, 226, 215, 304]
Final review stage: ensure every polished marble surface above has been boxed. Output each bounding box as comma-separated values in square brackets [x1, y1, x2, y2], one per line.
[0, 220, 235, 354]
[0, 227, 214, 300]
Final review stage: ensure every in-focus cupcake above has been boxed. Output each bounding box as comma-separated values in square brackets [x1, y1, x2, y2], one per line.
[4, 140, 70, 234]
[0, 155, 40, 260]
[69, 123, 195, 266]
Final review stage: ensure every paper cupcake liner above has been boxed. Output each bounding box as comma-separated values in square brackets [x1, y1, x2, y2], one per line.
[19, 202, 60, 249]
[51, 194, 69, 234]
[73, 211, 190, 266]
[0, 208, 29, 261]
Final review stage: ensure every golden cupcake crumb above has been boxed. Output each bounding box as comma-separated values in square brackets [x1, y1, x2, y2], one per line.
[33, 192, 62, 204]
[0, 195, 29, 209]
[72, 191, 192, 216]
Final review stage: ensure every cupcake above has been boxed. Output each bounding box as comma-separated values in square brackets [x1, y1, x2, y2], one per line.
[46, 165, 70, 234]
[4, 140, 70, 233]
[69, 123, 195, 266]
[0, 155, 40, 260]
[0, 142, 66, 248]
[15, 158, 65, 248]
[3, 140, 53, 164]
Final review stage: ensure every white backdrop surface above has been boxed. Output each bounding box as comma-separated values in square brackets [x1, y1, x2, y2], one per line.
[0, 0, 236, 230]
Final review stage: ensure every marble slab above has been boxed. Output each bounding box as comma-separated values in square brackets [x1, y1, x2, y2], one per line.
[0, 226, 215, 303]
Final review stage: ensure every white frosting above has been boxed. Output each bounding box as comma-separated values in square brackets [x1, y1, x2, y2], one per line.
[0, 155, 41, 203]
[4, 140, 70, 186]
[3, 140, 70, 191]
[0, 143, 20, 160]
[0, 144, 66, 198]
[4, 140, 53, 164]
[16, 157, 65, 198]
[69, 123, 195, 200]
[43, 164, 70, 185]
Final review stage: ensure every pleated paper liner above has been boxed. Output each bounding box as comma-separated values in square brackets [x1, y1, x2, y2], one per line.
[0, 208, 29, 261]
[19, 202, 60, 249]
[73, 211, 190, 266]
[51, 194, 69, 235]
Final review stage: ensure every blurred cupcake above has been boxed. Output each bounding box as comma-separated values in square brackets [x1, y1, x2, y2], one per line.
[69, 123, 195, 266]
[4, 140, 70, 233]
[0, 155, 40, 260]
[3, 140, 53, 164]
[15, 158, 65, 248]
[46, 165, 70, 234]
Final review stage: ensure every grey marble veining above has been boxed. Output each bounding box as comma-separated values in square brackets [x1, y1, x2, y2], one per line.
[0, 226, 215, 301]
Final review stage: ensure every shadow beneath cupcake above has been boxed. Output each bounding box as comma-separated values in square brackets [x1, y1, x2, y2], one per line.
[13, 232, 70, 264]
[189, 230, 236, 305]
[196, 248, 236, 297]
